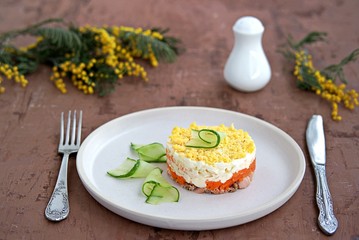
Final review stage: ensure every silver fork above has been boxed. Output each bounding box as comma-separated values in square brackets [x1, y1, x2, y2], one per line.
[45, 110, 83, 221]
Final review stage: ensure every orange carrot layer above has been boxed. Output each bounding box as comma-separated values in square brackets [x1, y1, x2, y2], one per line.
[167, 159, 256, 191]
[168, 166, 187, 185]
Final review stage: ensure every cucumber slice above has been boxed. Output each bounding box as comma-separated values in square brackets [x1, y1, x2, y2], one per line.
[108, 143, 180, 204]
[199, 129, 219, 143]
[130, 143, 143, 151]
[142, 181, 158, 197]
[145, 185, 180, 204]
[142, 168, 180, 204]
[131, 160, 157, 178]
[107, 158, 138, 178]
[144, 168, 170, 186]
[142, 168, 171, 196]
[107, 158, 156, 178]
[131, 142, 166, 162]
[185, 129, 222, 148]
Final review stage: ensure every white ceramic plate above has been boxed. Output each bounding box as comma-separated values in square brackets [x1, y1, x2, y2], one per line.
[76, 106, 306, 230]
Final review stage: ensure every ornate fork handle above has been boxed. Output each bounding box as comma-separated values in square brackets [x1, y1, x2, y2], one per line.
[313, 164, 338, 235]
[45, 152, 70, 221]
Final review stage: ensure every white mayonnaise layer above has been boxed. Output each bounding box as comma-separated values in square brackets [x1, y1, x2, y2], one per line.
[166, 144, 256, 188]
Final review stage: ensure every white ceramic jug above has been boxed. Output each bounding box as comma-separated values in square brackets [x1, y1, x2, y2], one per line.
[224, 16, 271, 92]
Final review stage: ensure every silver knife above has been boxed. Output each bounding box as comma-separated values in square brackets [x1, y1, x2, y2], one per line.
[306, 115, 338, 235]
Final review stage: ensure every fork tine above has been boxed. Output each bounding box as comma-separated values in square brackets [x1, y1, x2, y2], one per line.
[59, 112, 64, 146]
[77, 110, 83, 146]
[71, 110, 77, 145]
[65, 111, 71, 145]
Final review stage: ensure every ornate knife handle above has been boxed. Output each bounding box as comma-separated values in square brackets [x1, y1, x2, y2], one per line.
[313, 164, 338, 235]
[45, 153, 70, 221]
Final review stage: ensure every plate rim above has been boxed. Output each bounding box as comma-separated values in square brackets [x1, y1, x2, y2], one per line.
[76, 106, 306, 230]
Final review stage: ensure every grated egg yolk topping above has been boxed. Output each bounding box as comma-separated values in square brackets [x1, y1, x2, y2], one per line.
[168, 122, 255, 165]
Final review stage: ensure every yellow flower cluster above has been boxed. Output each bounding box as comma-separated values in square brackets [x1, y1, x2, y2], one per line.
[48, 25, 156, 94]
[110, 26, 162, 67]
[51, 61, 97, 94]
[0, 63, 28, 94]
[294, 50, 359, 121]
[0, 19, 179, 96]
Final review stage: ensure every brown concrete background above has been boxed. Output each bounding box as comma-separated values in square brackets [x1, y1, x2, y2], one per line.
[0, 0, 358, 239]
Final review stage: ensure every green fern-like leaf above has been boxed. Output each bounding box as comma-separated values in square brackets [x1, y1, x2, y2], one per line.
[0, 18, 65, 44]
[150, 38, 177, 62]
[321, 48, 359, 83]
[30, 27, 81, 49]
[294, 32, 327, 49]
[296, 65, 322, 90]
[120, 30, 178, 62]
[0, 48, 12, 64]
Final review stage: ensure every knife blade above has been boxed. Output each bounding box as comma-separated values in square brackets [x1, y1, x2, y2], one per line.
[306, 115, 338, 235]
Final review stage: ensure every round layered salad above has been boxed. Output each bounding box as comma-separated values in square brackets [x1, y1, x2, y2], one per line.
[166, 122, 256, 194]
